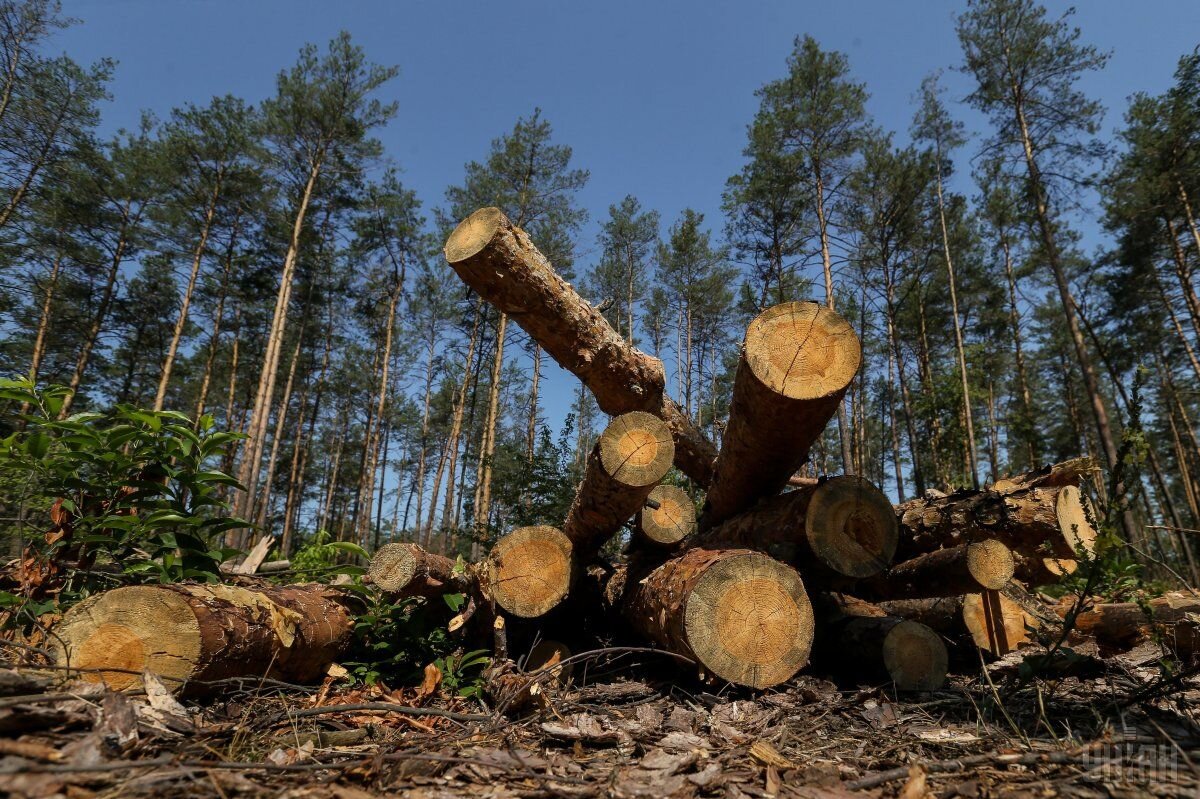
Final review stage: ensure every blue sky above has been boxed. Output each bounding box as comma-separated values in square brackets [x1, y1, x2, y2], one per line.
[52, 0, 1200, 436]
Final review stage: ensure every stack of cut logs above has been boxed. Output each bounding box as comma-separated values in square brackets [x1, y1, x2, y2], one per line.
[49, 208, 1192, 696]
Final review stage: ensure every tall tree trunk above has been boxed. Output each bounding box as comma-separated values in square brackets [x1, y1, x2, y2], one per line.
[280, 326, 331, 556]
[887, 285, 923, 495]
[1002, 235, 1038, 466]
[357, 285, 400, 543]
[916, 289, 947, 489]
[318, 409, 349, 537]
[1151, 265, 1200, 384]
[154, 177, 222, 411]
[1165, 215, 1200, 352]
[475, 311, 507, 536]
[413, 325, 438, 545]
[813, 166, 854, 473]
[26, 247, 63, 386]
[526, 341, 540, 462]
[986, 382, 1001, 483]
[256, 333, 304, 535]
[193, 222, 240, 425]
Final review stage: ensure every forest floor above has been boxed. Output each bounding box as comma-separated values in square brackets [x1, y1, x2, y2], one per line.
[1, 646, 1198, 799]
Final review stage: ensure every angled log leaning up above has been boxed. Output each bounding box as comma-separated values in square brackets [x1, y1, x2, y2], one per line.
[563, 411, 674, 559]
[858, 539, 1016, 601]
[444, 207, 715, 486]
[880, 591, 1037, 658]
[621, 547, 814, 689]
[697, 475, 898, 580]
[701, 301, 861, 529]
[482, 525, 573, 619]
[51, 582, 356, 693]
[812, 593, 949, 691]
[369, 542, 474, 599]
[637, 484, 697, 546]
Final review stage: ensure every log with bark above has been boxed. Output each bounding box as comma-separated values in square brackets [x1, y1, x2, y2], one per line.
[563, 411, 674, 558]
[896, 479, 1097, 562]
[444, 207, 715, 485]
[51, 582, 355, 693]
[1013, 554, 1078, 587]
[879, 591, 1037, 658]
[812, 593, 949, 690]
[637, 484, 697, 546]
[482, 525, 574, 618]
[701, 301, 861, 529]
[697, 476, 898, 580]
[620, 547, 814, 688]
[368, 542, 473, 599]
[859, 540, 1016, 601]
[1057, 592, 1200, 660]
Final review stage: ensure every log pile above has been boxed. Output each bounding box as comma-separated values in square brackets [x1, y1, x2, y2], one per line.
[52, 207, 1119, 696]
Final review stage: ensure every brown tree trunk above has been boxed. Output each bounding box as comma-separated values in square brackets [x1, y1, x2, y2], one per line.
[1057, 591, 1200, 659]
[444, 207, 716, 485]
[1001, 235, 1038, 466]
[858, 539, 1015, 600]
[256, 333, 303, 536]
[879, 591, 1036, 658]
[51, 582, 356, 694]
[475, 311, 508, 536]
[24, 245, 63, 395]
[701, 302, 860, 528]
[369, 542, 474, 599]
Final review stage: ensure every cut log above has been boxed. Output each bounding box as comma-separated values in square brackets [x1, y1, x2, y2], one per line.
[859, 540, 1015, 600]
[702, 302, 860, 528]
[50, 582, 355, 693]
[483, 526, 573, 618]
[697, 476, 897, 579]
[444, 207, 715, 485]
[368, 542, 473, 599]
[1057, 592, 1200, 659]
[637, 484, 697, 546]
[896, 481, 1097, 562]
[1013, 554, 1078, 587]
[879, 591, 1037, 658]
[813, 593, 948, 691]
[991, 457, 1096, 493]
[622, 547, 814, 688]
[563, 412, 674, 558]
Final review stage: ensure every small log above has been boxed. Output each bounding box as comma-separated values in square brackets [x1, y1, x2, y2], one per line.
[702, 302, 861, 528]
[445, 207, 715, 485]
[813, 593, 948, 691]
[368, 542, 473, 599]
[1013, 554, 1078, 587]
[991, 457, 1096, 493]
[859, 540, 1015, 600]
[1057, 592, 1200, 659]
[879, 591, 1037, 658]
[697, 476, 897, 579]
[563, 412, 674, 558]
[622, 548, 814, 688]
[637, 485, 697, 546]
[896, 481, 1097, 561]
[482, 526, 573, 618]
[51, 582, 355, 693]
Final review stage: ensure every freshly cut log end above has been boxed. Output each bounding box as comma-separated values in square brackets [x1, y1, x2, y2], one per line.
[486, 526, 573, 618]
[1014, 554, 1077, 586]
[965, 539, 1016, 590]
[806, 476, 898, 578]
[1056, 485, 1097, 557]
[638, 485, 697, 545]
[525, 639, 574, 685]
[880, 620, 949, 691]
[51, 583, 354, 692]
[704, 302, 861, 527]
[963, 590, 1035, 657]
[368, 542, 466, 598]
[625, 548, 814, 689]
[598, 411, 674, 486]
[444, 206, 506, 264]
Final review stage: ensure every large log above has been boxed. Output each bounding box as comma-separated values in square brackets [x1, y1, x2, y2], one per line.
[702, 301, 861, 528]
[368, 542, 473, 599]
[621, 547, 814, 688]
[637, 484, 697, 546]
[696, 476, 897, 579]
[879, 591, 1037, 658]
[444, 207, 715, 485]
[1057, 592, 1200, 659]
[563, 412, 674, 558]
[859, 540, 1015, 600]
[482, 525, 573, 618]
[896, 481, 1097, 562]
[51, 582, 355, 693]
[812, 593, 948, 691]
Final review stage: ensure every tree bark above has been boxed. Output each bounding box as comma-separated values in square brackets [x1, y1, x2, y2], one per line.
[369, 542, 473, 599]
[1057, 592, 1200, 660]
[444, 207, 716, 486]
[858, 540, 1015, 601]
[879, 591, 1035, 658]
[701, 301, 860, 528]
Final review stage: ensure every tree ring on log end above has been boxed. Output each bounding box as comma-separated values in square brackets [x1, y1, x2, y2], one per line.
[881, 620, 948, 691]
[488, 526, 572, 618]
[52, 586, 203, 691]
[640, 484, 696, 544]
[445, 207, 506, 264]
[962, 590, 1034, 656]
[683, 552, 813, 688]
[368, 543, 418, 593]
[599, 411, 675, 487]
[966, 539, 1016, 590]
[744, 301, 861, 400]
[1056, 485, 1097, 558]
[806, 476, 898, 578]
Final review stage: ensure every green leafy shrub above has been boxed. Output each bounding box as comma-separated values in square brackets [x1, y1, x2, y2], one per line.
[0, 378, 249, 610]
[287, 529, 368, 578]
